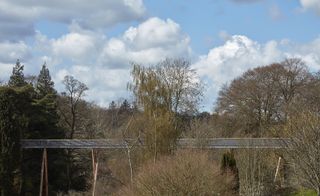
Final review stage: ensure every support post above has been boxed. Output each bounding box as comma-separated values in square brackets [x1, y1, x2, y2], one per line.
[274, 156, 281, 183]
[91, 149, 98, 196]
[39, 148, 48, 196]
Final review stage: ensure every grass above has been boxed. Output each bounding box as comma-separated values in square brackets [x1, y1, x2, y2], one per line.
[291, 189, 317, 196]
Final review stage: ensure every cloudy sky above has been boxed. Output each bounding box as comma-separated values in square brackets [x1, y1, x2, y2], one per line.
[0, 0, 319, 111]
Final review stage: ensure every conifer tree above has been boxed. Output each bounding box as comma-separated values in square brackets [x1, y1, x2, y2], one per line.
[120, 99, 131, 113]
[20, 64, 68, 195]
[8, 59, 27, 87]
[36, 63, 56, 98]
[0, 87, 30, 195]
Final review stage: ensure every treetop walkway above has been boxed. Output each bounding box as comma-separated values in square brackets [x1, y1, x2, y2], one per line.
[21, 138, 289, 149]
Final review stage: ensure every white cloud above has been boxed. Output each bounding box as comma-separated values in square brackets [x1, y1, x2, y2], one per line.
[2, 12, 320, 111]
[193, 35, 320, 110]
[35, 28, 106, 66]
[284, 36, 320, 70]
[99, 17, 192, 68]
[194, 35, 281, 85]
[39, 17, 192, 106]
[53, 65, 131, 106]
[29, 30, 320, 110]
[0, 41, 31, 63]
[0, 63, 13, 82]
[0, 0, 146, 40]
[299, 0, 320, 15]
[51, 33, 99, 62]
[35, 17, 191, 70]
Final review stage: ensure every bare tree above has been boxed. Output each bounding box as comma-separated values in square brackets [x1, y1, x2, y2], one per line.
[121, 113, 142, 184]
[216, 58, 310, 137]
[283, 111, 320, 196]
[236, 149, 277, 196]
[59, 75, 88, 139]
[57, 75, 88, 189]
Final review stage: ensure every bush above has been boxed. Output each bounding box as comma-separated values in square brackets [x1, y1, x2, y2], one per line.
[117, 150, 235, 196]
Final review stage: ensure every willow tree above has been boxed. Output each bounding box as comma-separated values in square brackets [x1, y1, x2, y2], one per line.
[128, 58, 203, 160]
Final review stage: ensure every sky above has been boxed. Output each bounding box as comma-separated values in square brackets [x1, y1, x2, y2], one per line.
[0, 0, 320, 111]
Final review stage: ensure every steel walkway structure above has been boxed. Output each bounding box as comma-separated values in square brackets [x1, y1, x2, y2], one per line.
[21, 138, 289, 149]
[21, 138, 289, 195]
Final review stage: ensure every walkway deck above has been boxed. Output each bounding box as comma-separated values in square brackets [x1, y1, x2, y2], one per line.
[21, 138, 289, 149]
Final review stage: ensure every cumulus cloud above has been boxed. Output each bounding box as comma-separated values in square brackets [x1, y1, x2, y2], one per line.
[38, 17, 192, 106]
[284, 36, 320, 70]
[0, 0, 146, 40]
[53, 65, 131, 106]
[0, 41, 31, 63]
[98, 17, 192, 68]
[299, 0, 320, 15]
[35, 17, 191, 69]
[0, 63, 14, 82]
[28, 29, 320, 109]
[35, 27, 106, 67]
[0, 41, 32, 81]
[192, 35, 320, 109]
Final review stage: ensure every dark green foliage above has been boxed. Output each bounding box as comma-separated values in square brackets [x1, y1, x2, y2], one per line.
[20, 64, 71, 195]
[0, 86, 31, 195]
[221, 151, 240, 194]
[221, 151, 237, 171]
[119, 99, 131, 113]
[8, 60, 27, 87]
[36, 63, 56, 98]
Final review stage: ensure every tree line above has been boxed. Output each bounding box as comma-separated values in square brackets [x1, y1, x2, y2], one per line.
[0, 58, 320, 195]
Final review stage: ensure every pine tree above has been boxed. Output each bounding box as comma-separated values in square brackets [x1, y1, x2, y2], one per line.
[36, 63, 56, 98]
[8, 59, 27, 87]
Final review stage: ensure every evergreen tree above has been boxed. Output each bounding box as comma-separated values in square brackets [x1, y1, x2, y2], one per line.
[120, 99, 131, 113]
[20, 65, 69, 195]
[36, 63, 56, 98]
[109, 101, 117, 110]
[0, 86, 31, 195]
[8, 59, 27, 87]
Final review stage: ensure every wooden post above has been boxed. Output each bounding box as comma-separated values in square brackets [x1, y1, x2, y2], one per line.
[39, 149, 45, 196]
[91, 149, 98, 196]
[44, 148, 48, 196]
[274, 156, 281, 183]
[39, 148, 48, 196]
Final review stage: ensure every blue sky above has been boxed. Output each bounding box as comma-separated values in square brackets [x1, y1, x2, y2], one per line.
[0, 0, 319, 111]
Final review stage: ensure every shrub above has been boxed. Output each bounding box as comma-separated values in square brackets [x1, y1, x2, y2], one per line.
[117, 150, 235, 196]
